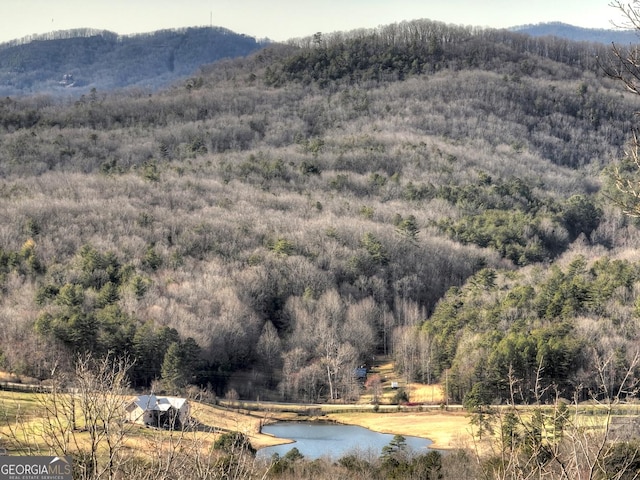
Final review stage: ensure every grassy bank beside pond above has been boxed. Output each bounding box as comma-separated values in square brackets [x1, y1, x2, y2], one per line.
[0, 390, 470, 453]
[0, 390, 292, 452]
[326, 410, 472, 450]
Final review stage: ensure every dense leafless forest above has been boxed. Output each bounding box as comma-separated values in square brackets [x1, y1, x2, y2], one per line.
[4, 14, 640, 479]
[1, 18, 640, 409]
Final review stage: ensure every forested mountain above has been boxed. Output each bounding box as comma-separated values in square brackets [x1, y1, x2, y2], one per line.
[511, 21, 639, 45]
[0, 27, 265, 96]
[1, 18, 639, 405]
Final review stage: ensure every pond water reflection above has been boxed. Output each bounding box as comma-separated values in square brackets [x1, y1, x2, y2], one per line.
[258, 422, 432, 460]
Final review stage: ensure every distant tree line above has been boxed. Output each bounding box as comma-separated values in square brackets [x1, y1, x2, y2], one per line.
[0, 27, 265, 95]
[265, 19, 608, 86]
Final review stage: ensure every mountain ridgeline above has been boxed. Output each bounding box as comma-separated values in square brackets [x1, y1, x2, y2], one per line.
[511, 21, 640, 45]
[0, 26, 265, 95]
[1, 19, 640, 406]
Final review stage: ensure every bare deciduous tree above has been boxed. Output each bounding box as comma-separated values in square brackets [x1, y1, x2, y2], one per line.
[478, 350, 640, 480]
[603, 1, 640, 216]
[4, 353, 134, 480]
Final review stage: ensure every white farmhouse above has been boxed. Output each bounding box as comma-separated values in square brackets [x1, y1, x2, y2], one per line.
[125, 394, 190, 429]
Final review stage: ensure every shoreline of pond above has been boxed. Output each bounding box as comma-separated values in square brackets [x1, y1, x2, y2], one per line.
[248, 409, 471, 452]
[257, 421, 434, 460]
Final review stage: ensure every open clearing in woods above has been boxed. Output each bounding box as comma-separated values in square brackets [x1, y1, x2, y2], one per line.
[3, 359, 635, 456]
[0, 387, 470, 453]
[363, 359, 446, 405]
[0, 356, 466, 453]
[0, 356, 464, 453]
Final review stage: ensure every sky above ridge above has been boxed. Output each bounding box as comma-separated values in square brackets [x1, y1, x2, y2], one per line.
[0, 0, 629, 44]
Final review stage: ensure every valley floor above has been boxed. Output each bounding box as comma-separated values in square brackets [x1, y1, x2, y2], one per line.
[325, 410, 472, 450]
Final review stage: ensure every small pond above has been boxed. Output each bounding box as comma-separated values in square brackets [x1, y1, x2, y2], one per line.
[258, 422, 433, 460]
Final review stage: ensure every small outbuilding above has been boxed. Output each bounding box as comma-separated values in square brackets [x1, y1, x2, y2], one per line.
[354, 367, 368, 382]
[125, 394, 190, 429]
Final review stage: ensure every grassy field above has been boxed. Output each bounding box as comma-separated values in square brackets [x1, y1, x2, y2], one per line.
[0, 390, 43, 418]
[0, 390, 294, 454]
[4, 388, 636, 459]
[0, 388, 467, 455]
[7, 356, 631, 459]
[353, 359, 446, 405]
[0, 356, 457, 455]
[327, 410, 472, 450]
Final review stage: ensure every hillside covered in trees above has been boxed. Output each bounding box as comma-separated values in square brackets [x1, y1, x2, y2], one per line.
[1, 18, 640, 406]
[511, 21, 639, 45]
[0, 27, 265, 95]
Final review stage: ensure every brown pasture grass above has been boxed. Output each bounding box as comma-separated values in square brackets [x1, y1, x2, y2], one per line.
[0, 371, 41, 385]
[4, 390, 635, 459]
[0, 390, 294, 453]
[407, 383, 445, 404]
[326, 410, 473, 450]
[0, 370, 450, 453]
[0, 390, 43, 418]
[0, 389, 464, 453]
[362, 360, 445, 405]
[189, 401, 297, 449]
